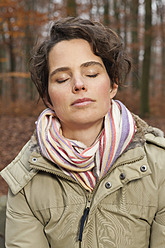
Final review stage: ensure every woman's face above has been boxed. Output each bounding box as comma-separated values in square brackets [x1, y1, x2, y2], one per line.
[47, 39, 117, 132]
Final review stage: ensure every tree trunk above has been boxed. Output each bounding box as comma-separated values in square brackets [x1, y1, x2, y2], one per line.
[8, 20, 17, 102]
[123, 0, 128, 48]
[66, 0, 77, 17]
[24, 0, 37, 100]
[140, 0, 152, 117]
[113, 0, 120, 35]
[159, 0, 165, 95]
[131, 0, 140, 89]
[103, 0, 110, 26]
[0, 31, 6, 97]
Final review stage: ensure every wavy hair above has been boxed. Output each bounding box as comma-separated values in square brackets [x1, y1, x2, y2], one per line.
[29, 17, 131, 106]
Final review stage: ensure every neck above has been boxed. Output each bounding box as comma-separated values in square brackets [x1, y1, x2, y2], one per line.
[61, 120, 104, 147]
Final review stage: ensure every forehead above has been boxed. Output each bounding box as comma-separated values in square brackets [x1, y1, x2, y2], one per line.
[48, 39, 103, 68]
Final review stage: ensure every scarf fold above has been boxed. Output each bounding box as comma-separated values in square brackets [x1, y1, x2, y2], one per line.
[36, 100, 135, 192]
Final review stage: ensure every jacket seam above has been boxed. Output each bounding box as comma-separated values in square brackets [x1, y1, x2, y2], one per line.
[100, 202, 156, 208]
[33, 203, 86, 212]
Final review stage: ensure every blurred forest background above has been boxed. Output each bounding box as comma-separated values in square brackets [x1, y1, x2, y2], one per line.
[0, 0, 165, 191]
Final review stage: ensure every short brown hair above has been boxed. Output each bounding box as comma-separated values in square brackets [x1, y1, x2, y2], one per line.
[29, 17, 131, 106]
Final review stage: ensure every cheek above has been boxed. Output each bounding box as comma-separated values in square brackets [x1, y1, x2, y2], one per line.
[48, 86, 63, 109]
[99, 78, 111, 110]
[99, 78, 111, 99]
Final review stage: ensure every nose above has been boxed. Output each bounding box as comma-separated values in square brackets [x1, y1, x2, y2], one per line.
[72, 77, 87, 93]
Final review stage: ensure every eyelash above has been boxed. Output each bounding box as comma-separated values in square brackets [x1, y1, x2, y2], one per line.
[56, 73, 99, 83]
[87, 73, 99, 78]
[56, 78, 68, 83]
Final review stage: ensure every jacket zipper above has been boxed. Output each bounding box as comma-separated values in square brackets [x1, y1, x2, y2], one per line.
[78, 206, 90, 242]
[78, 192, 92, 242]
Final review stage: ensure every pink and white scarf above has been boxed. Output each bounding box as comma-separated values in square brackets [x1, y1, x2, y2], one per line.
[36, 100, 135, 192]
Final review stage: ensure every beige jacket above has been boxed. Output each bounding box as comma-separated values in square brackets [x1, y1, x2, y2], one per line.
[1, 115, 165, 248]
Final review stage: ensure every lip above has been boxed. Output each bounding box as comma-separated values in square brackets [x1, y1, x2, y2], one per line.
[71, 98, 94, 106]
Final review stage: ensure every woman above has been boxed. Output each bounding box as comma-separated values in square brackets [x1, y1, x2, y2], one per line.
[1, 17, 165, 248]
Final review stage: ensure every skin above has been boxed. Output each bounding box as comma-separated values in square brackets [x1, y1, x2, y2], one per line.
[46, 39, 118, 146]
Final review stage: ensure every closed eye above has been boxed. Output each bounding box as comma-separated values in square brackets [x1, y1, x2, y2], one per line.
[87, 73, 99, 78]
[56, 78, 69, 83]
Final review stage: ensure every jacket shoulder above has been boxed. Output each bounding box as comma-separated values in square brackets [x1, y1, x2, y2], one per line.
[145, 131, 165, 149]
[0, 139, 38, 195]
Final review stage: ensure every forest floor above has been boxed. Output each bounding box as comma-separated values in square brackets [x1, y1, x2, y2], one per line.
[0, 93, 165, 196]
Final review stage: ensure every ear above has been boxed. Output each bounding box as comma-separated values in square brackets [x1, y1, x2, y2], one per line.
[110, 83, 118, 99]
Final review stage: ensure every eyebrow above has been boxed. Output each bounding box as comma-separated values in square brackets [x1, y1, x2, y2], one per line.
[81, 61, 104, 68]
[49, 61, 104, 79]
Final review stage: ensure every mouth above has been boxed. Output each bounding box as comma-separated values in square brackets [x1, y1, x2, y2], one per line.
[71, 98, 95, 107]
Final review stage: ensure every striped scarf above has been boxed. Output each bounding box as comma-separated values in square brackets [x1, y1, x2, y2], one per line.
[36, 100, 135, 192]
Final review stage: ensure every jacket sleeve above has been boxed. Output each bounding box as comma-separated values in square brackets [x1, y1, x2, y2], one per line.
[5, 189, 50, 248]
[150, 176, 165, 247]
[146, 135, 165, 247]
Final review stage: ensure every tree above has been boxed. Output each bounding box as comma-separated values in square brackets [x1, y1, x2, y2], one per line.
[0, 18, 7, 97]
[103, 0, 110, 26]
[66, 0, 77, 17]
[140, 0, 152, 116]
[130, 0, 140, 89]
[113, 0, 120, 35]
[157, 0, 165, 95]
[24, 0, 40, 100]
[0, 1, 19, 101]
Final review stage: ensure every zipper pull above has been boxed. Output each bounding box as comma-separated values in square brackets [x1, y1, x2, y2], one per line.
[79, 207, 90, 242]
